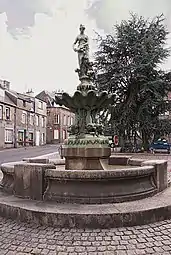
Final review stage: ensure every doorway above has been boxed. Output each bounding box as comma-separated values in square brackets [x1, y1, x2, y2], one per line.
[36, 131, 40, 146]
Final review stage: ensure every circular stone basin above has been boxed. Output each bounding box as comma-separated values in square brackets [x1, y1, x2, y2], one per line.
[0, 156, 167, 206]
[55, 164, 137, 170]
[44, 165, 157, 204]
[0, 156, 168, 229]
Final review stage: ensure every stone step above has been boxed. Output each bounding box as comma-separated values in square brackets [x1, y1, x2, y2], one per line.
[0, 186, 171, 228]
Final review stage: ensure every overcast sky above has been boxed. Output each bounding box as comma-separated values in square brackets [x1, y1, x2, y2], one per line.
[0, 0, 171, 95]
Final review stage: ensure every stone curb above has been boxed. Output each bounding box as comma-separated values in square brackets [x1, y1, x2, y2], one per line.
[23, 152, 58, 161]
[0, 186, 171, 229]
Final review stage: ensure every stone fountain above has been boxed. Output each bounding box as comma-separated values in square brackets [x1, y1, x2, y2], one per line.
[0, 25, 170, 228]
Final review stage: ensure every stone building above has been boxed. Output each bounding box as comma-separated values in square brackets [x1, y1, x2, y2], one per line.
[34, 97, 47, 146]
[0, 81, 47, 149]
[36, 90, 75, 144]
[0, 81, 16, 149]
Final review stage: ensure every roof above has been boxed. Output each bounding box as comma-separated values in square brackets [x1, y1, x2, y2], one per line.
[36, 90, 72, 111]
[35, 90, 55, 106]
[6, 89, 34, 103]
[48, 103, 71, 111]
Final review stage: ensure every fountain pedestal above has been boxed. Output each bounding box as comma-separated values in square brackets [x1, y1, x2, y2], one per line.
[62, 135, 111, 170]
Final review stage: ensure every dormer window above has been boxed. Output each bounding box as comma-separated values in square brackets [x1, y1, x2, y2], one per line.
[21, 112, 27, 124]
[38, 101, 43, 109]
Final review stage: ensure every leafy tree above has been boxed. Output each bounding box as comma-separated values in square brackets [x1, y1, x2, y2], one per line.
[94, 14, 171, 149]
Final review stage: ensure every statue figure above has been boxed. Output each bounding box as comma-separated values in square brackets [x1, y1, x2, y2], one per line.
[73, 24, 89, 77]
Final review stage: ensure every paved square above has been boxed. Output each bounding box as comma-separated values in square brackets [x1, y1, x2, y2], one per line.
[0, 217, 171, 254]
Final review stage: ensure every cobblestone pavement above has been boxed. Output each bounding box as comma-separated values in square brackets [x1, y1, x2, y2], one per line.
[1, 217, 171, 254]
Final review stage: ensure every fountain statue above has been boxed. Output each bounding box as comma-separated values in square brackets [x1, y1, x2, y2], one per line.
[73, 25, 89, 72]
[72, 24, 95, 83]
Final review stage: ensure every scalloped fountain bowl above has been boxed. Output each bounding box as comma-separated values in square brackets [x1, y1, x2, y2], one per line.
[55, 90, 114, 112]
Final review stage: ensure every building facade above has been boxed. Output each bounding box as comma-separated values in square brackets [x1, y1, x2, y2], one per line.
[36, 90, 75, 144]
[0, 83, 16, 149]
[34, 97, 47, 146]
[0, 81, 47, 149]
[46, 106, 74, 144]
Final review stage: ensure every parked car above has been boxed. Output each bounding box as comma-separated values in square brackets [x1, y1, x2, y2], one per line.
[149, 139, 170, 154]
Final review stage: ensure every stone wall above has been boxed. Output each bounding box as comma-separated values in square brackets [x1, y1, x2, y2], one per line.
[44, 165, 157, 204]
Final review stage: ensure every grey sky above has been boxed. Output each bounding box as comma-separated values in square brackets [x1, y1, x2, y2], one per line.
[87, 0, 171, 33]
[87, 0, 171, 70]
[0, 0, 170, 94]
[0, 0, 53, 36]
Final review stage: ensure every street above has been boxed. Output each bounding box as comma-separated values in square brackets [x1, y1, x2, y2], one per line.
[0, 145, 58, 164]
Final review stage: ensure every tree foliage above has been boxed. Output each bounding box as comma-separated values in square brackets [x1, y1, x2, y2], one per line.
[94, 14, 171, 149]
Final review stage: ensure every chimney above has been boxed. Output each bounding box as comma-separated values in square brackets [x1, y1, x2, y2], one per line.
[0, 80, 10, 90]
[25, 89, 34, 97]
[55, 89, 63, 99]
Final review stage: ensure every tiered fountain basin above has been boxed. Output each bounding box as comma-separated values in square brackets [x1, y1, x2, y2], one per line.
[0, 153, 170, 228]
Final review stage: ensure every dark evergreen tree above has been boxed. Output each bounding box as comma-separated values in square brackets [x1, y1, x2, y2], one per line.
[94, 14, 171, 149]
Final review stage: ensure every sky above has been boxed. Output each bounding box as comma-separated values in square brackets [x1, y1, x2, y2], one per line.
[0, 0, 171, 95]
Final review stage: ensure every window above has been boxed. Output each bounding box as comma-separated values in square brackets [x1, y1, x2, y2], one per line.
[21, 112, 27, 124]
[5, 107, 10, 120]
[23, 100, 26, 107]
[30, 114, 34, 125]
[70, 117, 74, 125]
[18, 131, 24, 142]
[30, 102, 34, 112]
[63, 115, 66, 125]
[63, 130, 66, 139]
[36, 115, 39, 126]
[54, 114, 59, 124]
[38, 101, 43, 109]
[67, 116, 70, 126]
[28, 132, 33, 141]
[5, 129, 13, 143]
[42, 133, 45, 144]
[0, 105, 2, 119]
[42, 116, 45, 127]
[54, 129, 59, 139]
